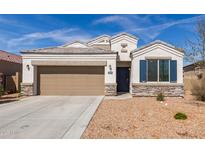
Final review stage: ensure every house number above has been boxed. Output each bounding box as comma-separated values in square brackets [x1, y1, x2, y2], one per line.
[108, 71, 113, 74]
[108, 64, 113, 74]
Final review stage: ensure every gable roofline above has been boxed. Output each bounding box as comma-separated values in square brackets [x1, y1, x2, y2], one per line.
[111, 32, 139, 40]
[131, 40, 184, 54]
[87, 34, 111, 44]
[60, 40, 89, 48]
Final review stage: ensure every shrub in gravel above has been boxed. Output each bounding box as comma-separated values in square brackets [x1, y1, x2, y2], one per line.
[174, 112, 187, 120]
[156, 93, 164, 101]
[191, 77, 205, 102]
[197, 95, 205, 102]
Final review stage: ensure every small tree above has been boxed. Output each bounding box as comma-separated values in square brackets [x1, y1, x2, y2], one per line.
[185, 19, 205, 101]
[185, 19, 205, 70]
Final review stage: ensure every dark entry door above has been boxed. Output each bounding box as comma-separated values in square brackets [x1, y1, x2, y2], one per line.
[117, 67, 130, 92]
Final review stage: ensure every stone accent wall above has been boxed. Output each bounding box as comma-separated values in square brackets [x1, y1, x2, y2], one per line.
[105, 83, 117, 96]
[21, 83, 34, 96]
[132, 83, 184, 97]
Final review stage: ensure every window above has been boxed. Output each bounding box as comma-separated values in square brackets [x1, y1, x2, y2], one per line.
[159, 60, 169, 81]
[147, 59, 170, 82]
[148, 60, 158, 81]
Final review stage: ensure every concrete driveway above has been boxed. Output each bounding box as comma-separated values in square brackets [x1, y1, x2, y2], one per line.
[0, 96, 103, 139]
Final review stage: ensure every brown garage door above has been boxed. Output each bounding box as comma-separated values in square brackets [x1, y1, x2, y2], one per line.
[37, 66, 104, 95]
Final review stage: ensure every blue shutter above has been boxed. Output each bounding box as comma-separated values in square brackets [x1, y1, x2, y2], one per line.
[170, 60, 177, 82]
[140, 60, 147, 82]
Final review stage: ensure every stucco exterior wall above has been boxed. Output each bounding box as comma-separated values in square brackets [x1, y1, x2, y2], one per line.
[22, 54, 117, 95]
[131, 45, 184, 84]
[130, 44, 184, 96]
[111, 36, 138, 61]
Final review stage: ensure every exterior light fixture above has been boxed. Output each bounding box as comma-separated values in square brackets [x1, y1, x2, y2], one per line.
[26, 64, 30, 71]
[108, 65, 113, 74]
[109, 64, 112, 71]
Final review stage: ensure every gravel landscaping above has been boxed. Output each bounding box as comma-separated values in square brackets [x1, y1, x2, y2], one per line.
[82, 96, 205, 139]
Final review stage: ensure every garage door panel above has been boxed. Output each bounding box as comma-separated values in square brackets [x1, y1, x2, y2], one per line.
[37, 66, 104, 95]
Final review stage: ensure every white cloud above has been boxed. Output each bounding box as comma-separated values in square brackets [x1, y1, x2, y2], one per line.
[93, 14, 205, 42]
[7, 28, 92, 47]
[0, 16, 16, 24]
[93, 15, 126, 24]
[92, 15, 137, 29]
[130, 15, 205, 41]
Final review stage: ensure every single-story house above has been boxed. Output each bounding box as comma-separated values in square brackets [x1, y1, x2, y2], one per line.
[0, 50, 22, 93]
[183, 61, 205, 91]
[21, 32, 184, 96]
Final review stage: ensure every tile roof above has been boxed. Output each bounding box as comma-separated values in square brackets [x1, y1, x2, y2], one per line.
[21, 46, 116, 54]
[0, 50, 22, 64]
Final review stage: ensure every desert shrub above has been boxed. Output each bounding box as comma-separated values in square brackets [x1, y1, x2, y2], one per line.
[197, 73, 203, 79]
[197, 95, 205, 101]
[174, 112, 187, 120]
[157, 93, 164, 101]
[191, 77, 205, 101]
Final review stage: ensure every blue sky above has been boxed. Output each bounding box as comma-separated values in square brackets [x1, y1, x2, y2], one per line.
[0, 14, 204, 57]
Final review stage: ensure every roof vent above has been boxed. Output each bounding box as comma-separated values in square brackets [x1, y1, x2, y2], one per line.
[121, 43, 128, 53]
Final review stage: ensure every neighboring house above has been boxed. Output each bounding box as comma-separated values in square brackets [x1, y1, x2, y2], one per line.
[0, 50, 22, 93]
[183, 61, 205, 91]
[21, 32, 184, 96]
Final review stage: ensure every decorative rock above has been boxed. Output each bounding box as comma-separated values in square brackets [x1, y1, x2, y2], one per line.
[132, 83, 184, 97]
[21, 83, 34, 96]
[105, 83, 117, 96]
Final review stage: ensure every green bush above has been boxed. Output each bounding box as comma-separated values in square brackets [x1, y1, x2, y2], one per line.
[174, 112, 187, 120]
[157, 93, 164, 101]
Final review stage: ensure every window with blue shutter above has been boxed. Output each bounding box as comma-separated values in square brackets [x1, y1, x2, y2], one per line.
[170, 60, 177, 82]
[140, 60, 147, 82]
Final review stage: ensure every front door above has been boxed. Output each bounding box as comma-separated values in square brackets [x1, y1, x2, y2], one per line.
[117, 67, 130, 92]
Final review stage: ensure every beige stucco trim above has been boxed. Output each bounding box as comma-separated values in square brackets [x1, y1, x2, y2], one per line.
[31, 60, 107, 66]
[117, 61, 131, 67]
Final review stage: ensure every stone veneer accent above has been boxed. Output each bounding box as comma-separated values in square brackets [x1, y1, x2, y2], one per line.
[105, 83, 117, 96]
[21, 83, 34, 96]
[132, 83, 184, 97]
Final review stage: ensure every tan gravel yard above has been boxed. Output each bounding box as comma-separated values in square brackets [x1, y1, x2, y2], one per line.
[82, 97, 205, 139]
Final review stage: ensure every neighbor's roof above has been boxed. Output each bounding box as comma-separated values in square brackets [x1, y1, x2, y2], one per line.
[183, 60, 204, 69]
[131, 40, 184, 53]
[0, 50, 22, 64]
[21, 46, 116, 54]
